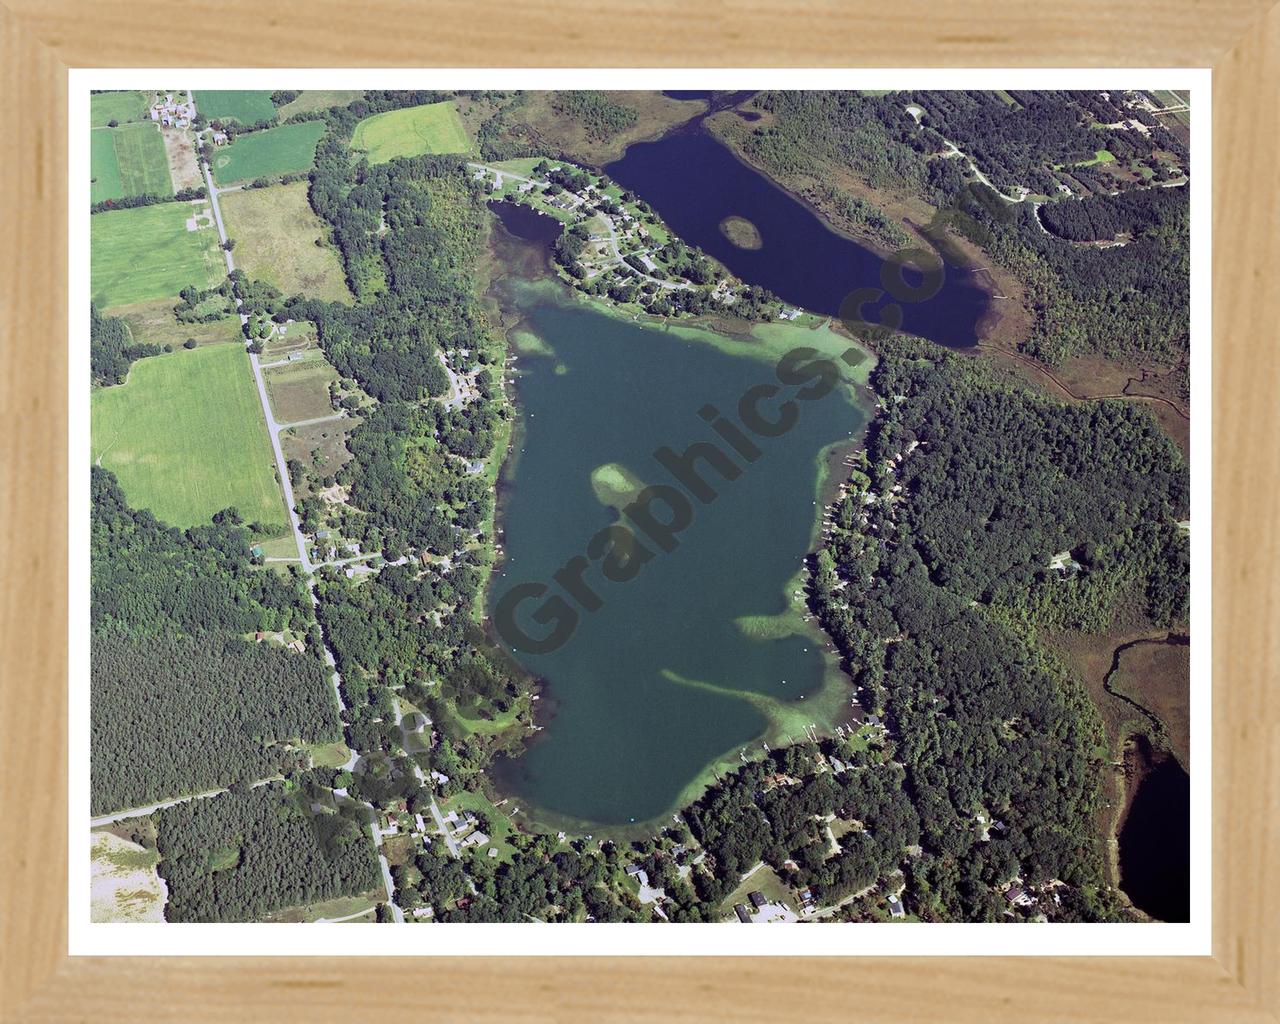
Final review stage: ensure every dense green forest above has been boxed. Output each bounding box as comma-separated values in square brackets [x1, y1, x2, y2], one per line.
[90, 468, 340, 812]
[1037, 183, 1187, 242]
[805, 337, 1187, 919]
[155, 781, 380, 922]
[944, 181, 1190, 364]
[92, 633, 339, 812]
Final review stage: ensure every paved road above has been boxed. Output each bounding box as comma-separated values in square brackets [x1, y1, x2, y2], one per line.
[428, 796, 463, 859]
[201, 156, 318, 576]
[595, 211, 691, 291]
[197, 141, 405, 923]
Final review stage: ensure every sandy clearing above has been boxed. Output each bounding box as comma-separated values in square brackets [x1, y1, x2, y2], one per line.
[90, 830, 167, 923]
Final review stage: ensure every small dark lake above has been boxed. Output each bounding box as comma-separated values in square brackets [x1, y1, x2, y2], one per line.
[487, 200, 563, 244]
[1118, 735, 1190, 922]
[605, 129, 992, 349]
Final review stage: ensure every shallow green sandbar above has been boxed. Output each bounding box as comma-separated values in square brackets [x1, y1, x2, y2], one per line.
[589, 462, 648, 512]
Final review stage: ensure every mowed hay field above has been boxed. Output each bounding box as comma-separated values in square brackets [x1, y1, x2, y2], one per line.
[92, 344, 288, 530]
[212, 121, 326, 185]
[277, 90, 365, 118]
[91, 201, 223, 308]
[264, 356, 340, 424]
[193, 89, 277, 125]
[349, 101, 470, 164]
[91, 90, 149, 127]
[90, 130, 123, 204]
[219, 183, 352, 303]
[91, 123, 172, 203]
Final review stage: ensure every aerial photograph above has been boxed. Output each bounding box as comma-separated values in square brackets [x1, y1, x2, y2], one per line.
[87, 87, 1191, 927]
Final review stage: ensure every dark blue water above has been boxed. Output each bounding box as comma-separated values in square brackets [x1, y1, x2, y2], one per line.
[606, 129, 991, 348]
[487, 290, 864, 827]
[1119, 736, 1190, 922]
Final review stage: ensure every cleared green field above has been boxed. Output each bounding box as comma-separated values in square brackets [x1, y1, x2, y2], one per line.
[263, 358, 339, 424]
[91, 123, 172, 203]
[91, 201, 224, 308]
[90, 129, 124, 204]
[107, 297, 242, 347]
[212, 121, 326, 185]
[92, 344, 288, 530]
[193, 90, 277, 125]
[91, 91, 149, 127]
[277, 90, 365, 118]
[1077, 148, 1117, 166]
[349, 101, 470, 164]
[219, 182, 352, 302]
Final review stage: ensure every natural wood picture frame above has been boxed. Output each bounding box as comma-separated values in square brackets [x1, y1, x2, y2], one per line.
[2, 2, 1276, 1019]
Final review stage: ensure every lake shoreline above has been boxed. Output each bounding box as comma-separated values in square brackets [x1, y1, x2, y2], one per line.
[478, 202, 877, 834]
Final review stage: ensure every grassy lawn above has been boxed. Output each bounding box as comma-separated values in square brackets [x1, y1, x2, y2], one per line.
[720, 864, 795, 913]
[492, 157, 546, 177]
[1077, 148, 1117, 167]
[94, 122, 173, 203]
[212, 121, 326, 184]
[91, 201, 223, 308]
[261, 320, 317, 360]
[193, 90, 277, 125]
[448, 695, 526, 738]
[219, 182, 352, 303]
[304, 739, 353, 769]
[439, 790, 519, 865]
[91, 90, 149, 127]
[350, 101, 470, 164]
[277, 90, 365, 118]
[91, 344, 288, 530]
[263, 357, 340, 424]
[107, 297, 240, 348]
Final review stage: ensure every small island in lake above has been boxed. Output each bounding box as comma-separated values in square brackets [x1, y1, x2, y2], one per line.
[718, 214, 763, 250]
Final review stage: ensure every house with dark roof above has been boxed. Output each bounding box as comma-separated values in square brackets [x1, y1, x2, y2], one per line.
[733, 904, 753, 923]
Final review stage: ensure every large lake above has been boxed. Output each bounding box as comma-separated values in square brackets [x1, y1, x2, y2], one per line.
[605, 128, 992, 349]
[486, 222, 867, 826]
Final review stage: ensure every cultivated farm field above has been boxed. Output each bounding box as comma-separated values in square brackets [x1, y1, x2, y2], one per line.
[276, 90, 365, 118]
[349, 101, 470, 164]
[193, 89, 277, 125]
[91, 90, 149, 127]
[91, 123, 173, 203]
[91, 201, 223, 308]
[91, 344, 288, 530]
[211, 121, 326, 184]
[219, 182, 352, 302]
